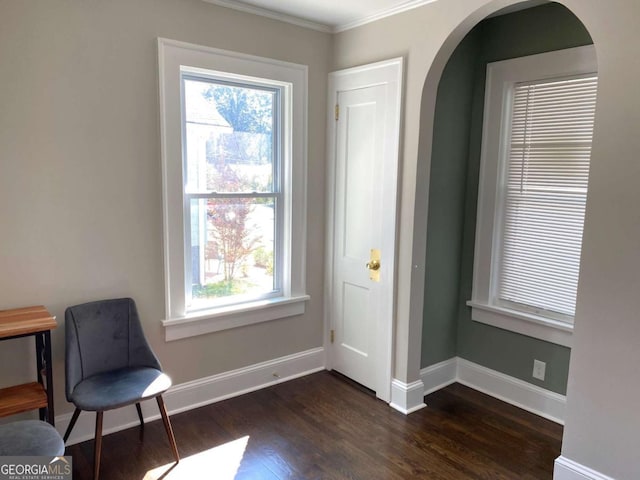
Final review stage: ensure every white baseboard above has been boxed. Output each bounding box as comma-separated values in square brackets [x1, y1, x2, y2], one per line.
[58, 347, 325, 445]
[554, 456, 616, 480]
[57, 349, 564, 443]
[420, 357, 566, 424]
[389, 378, 427, 414]
[457, 358, 566, 424]
[421, 357, 458, 395]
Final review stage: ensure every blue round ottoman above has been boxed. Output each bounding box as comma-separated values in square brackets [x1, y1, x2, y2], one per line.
[0, 420, 65, 456]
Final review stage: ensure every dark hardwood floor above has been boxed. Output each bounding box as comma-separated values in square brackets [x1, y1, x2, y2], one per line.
[66, 371, 562, 479]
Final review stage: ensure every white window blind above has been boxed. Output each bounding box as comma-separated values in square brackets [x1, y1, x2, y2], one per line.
[497, 75, 598, 321]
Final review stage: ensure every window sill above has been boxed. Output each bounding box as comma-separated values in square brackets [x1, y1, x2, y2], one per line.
[163, 295, 310, 341]
[466, 301, 573, 348]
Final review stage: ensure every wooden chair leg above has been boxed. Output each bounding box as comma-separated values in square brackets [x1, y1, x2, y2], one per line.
[135, 402, 144, 428]
[63, 408, 81, 442]
[94, 411, 103, 480]
[156, 395, 179, 462]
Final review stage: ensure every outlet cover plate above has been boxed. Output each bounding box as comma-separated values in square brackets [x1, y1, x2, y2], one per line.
[533, 359, 546, 381]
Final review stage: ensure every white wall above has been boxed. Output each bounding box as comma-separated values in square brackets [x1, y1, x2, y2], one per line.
[559, 2, 640, 478]
[0, 0, 331, 415]
[334, 0, 640, 478]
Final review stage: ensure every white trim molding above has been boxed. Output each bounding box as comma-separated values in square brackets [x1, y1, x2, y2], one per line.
[57, 347, 324, 445]
[468, 301, 573, 348]
[163, 295, 310, 341]
[420, 357, 566, 424]
[554, 456, 616, 480]
[457, 358, 566, 424]
[469, 45, 597, 348]
[158, 38, 309, 340]
[389, 378, 427, 414]
[201, 0, 332, 33]
[202, 0, 550, 35]
[201, 0, 440, 33]
[334, 0, 439, 32]
[421, 357, 458, 395]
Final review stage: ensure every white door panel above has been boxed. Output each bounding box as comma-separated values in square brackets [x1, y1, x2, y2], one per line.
[333, 87, 385, 390]
[342, 282, 369, 354]
[327, 58, 403, 400]
[343, 101, 376, 262]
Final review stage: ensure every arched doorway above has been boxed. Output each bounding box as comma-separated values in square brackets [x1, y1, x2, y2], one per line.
[420, 1, 595, 404]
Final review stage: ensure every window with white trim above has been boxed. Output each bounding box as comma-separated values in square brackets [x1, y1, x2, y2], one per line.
[183, 77, 283, 310]
[468, 46, 597, 347]
[158, 39, 309, 341]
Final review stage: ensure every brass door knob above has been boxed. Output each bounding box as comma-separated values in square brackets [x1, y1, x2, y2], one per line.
[366, 259, 381, 271]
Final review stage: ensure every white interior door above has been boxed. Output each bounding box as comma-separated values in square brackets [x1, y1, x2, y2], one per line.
[326, 58, 403, 402]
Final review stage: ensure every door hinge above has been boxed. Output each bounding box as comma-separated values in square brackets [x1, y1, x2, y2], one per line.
[330, 329, 335, 343]
[335, 104, 339, 121]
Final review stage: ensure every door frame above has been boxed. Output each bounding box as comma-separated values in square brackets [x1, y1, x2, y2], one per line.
[324, 57, 404, 402]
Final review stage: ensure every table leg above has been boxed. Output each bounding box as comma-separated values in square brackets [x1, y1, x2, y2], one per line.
[35, 334, 45, 421]
[43, 331, 54, 426]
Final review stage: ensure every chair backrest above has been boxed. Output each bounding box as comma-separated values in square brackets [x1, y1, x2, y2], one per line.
[65, 298, 161, 401]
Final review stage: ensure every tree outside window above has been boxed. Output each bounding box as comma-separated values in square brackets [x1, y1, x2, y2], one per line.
[184, 79, 279, 308]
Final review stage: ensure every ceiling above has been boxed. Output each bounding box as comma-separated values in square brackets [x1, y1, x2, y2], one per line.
[202, 0, 438, 32]
[203, 0, 550, 33]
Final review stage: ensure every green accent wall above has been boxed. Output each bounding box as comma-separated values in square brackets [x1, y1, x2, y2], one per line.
[421, 28, 481, 367]
[422, 3, 593, 395]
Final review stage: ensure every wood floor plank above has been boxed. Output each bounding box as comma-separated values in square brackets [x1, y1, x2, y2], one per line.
[66, 371, 561, 479]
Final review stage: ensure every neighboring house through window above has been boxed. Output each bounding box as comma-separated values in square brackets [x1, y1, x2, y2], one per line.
[158, 39, 309, 341]
[468, 45, 598, 347]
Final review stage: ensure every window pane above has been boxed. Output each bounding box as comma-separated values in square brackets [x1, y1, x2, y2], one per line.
[183, 79, 276, 194]
[188, 197, 276, 310]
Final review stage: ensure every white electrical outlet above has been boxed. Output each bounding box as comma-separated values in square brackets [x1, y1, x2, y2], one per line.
[533, 360, 546, 381]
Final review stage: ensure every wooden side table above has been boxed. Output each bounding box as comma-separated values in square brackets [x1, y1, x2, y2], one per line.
[0, 306, 57, 426]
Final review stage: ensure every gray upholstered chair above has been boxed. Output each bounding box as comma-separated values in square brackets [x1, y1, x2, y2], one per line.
[63, 298, 179, 479]
[0, 420, 65, 456]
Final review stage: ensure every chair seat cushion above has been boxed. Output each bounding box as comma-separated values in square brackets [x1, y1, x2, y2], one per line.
[0, 420, 65, 456]
[70, 367, 171, 411]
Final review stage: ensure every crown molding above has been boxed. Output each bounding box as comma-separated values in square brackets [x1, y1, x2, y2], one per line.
[334, 0, 439, 33]
[202, 0, 442, 34]
[335, 0, 549, 31]
[201, 0, 333, 33]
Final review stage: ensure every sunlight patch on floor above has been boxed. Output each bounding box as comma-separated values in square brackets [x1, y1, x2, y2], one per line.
[142, 436, 249, 480]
